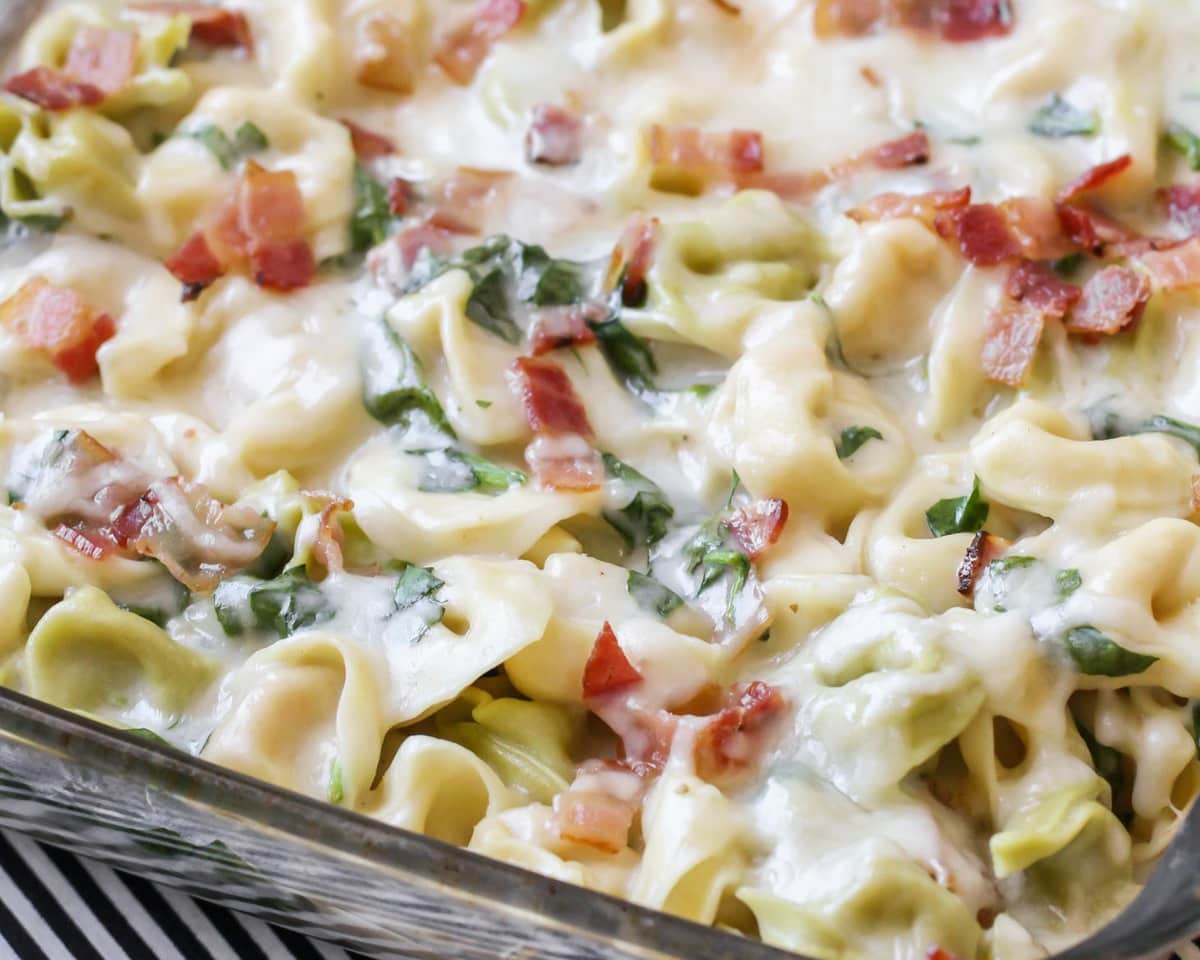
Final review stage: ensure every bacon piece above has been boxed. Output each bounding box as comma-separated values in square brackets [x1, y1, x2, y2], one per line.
[934, 0, 1013, 42]
[3, 66, 103, 111]
[935, 204, 1022, 266]
[165, 231, 224, 301]
[387, 177, 417, 217]
[872, 130, 929, 169]
[126, 477, 275, 591]
[551, 790, 635, 854]
[0, 278, 116, 383]
[955, 530, 1010, 597]
[1056, 203, 1141, 255]
[354, 13, 423, 93]
[511, 356, 594, 437]
[132, 3, 252, 49]
[1160, 183, 1200, 236]
[236, 161, 313, 291]
[434, 0, 526, 85]
[393, 218, 456, 270]
[1055, 154, 1133, 205]
[430, 167, 513, 235]
[1065, 265, 1150, 336]
[693, 681, 787, 783]
[582, 622, 643, 699]
[707, 0, 742, 13]
[647, 124, 764, 194]
[998, 196, 1076, 261]
[1137, 236, 1200, 291]
[52, 523, 117, 561]
[981, 298, 1044, 386]
[724, 499, 789, 559]
[340, 118, 395, 159]
[525, 104, 583, 167]
[308, 493, 354, 577]
[1004, 260, 1080, 316]
[927, 949, 959, 960]
[524, 433, 603, 490]
[607, 214, 660, 306]
[528, 303, 604, 356]
[63, 25, 137, 95]
[846, 186, 971, 226]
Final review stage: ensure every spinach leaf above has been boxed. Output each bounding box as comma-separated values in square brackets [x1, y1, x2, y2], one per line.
[590, 314, 660, 400]
[464, 266, 521, 343]
[415, 449, 526, 495]
[214, 568, 332, 639]
[360, 316, 456, 437]
[188, 121, 269, 170]
[1075, 720, 1128, 819]
[601, 453, 674, 548]
[1086, 410, 1200, 457]
[390, 560, 445, 641]
[627, 570, 684, 618]
[1029, 94, 1099, 139]
[1056, 568, 1083, 600]
[836, 425, 883, 460]
[350, 162, 392, 254]
[1063, 625, 1158, 677]
[1051, 252, 1085, 278]
[987, 555, 1036, 574]
[925, 476, 989, 537]
[1134, 414, 1200, 457]
[126, 728, 173, 748]
[1166, 122, 1200, 170]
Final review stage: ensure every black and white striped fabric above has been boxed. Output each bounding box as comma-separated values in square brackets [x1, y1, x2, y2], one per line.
[0, 830, 368, 960]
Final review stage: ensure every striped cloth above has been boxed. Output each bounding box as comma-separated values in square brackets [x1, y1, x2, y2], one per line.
[0, 830, 367, 960]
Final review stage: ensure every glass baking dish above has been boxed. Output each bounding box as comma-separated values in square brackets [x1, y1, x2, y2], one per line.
[0, 3, 1196, 958]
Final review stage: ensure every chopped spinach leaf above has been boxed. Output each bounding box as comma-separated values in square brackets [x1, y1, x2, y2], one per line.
[233, 121, 269, 155]
[465, 266, 521, 343]
[1134, 414, 1200, 457]
[244, 531, 291, 580]
[415, 449, 526, 494]
[1075, 720, 1127, 818]
[126, 728, 172, 747]
[350, 162, 393, 253]
[475, 399, 493, 408]
[601, 453, 674, 549]
[214, 568, 332, 639]
[627, 570, 684, 618]
[836, 425, 883, 460]
[1056, 568, 1083, 601]
[699, 548, 750, 621]
[590, 314, 660, 400]
[987, 555, 1036, 574]
[1029, 94, 1099, 139]
[1063, 625, 1158, 677]
[188, 121, 269, 170]
[360, 316, 456, 437]
[1166, 122, 1200, 170]
[925, 476, 989, 537]
[1051, 252, 1085, 278]
[389, 560, 445, 641]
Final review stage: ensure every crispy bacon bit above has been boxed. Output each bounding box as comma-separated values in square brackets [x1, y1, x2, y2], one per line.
[725, 499, 789, 559]
[126, 478, 275, 591]
[813, 0, 1012, 42]
[434, 0, 526, 85]
[927, 949, 959, 960]
[354, 14, 421, 94]
[309, 493, 353, 577]
[1137, 236, 1200, 291]
[1055, 155, 1133, 205]
[872, 130, 930, 169]
[511, 356, 594, 438]
[582, 622, 643, 699]
[998, 197, 1076, 261]
[1065, 265, 1150, 336]
[0, 278, 116, 383]
[528, 302, 604, 356]
[607, 214, 660, 306]
[981, 298, 1044, 387]
[846, 186, 972, 226]
[165, 231, 223, 301]
[52, 523, 115, 561]
[552, 790, 635, 853]
[956, 530, 1009, 597]
[132, 3, 252, 49]
[860, 65, 883, 86]
[393, 218, 455, 270]
[1160, 183, 1200, 236]
[63, 25, 137, 95]
[1004, 260, 1080, 316]
[935, 204, 1022, 265]
[524, 433, 603, 490]
[3, 66, 103, 111]
[693, 682, 787, 783]
[934, 0, 1013, 42]
[647, 124, 764, 194]
[164, 161, 314, 297]
[707, 0, 742, 12]
[430, 167, 513, 235]
[387, 177, 417, 217]
[1056, 203, 1141, 255]
[525, 104, 583, 167]
[341, 118, 395, 159]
